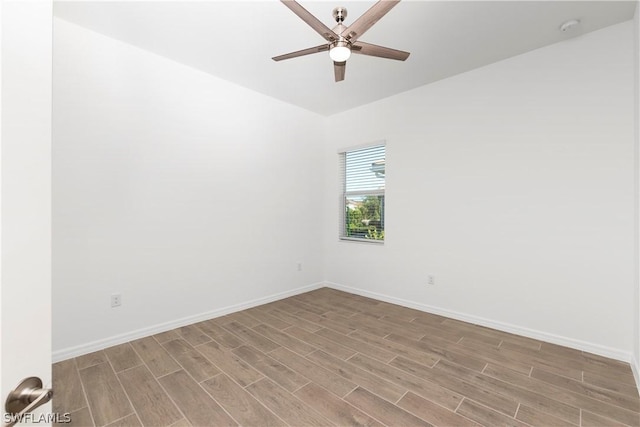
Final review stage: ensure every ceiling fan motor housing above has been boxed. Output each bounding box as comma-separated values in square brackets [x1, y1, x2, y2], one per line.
[333, 7, 347, 23]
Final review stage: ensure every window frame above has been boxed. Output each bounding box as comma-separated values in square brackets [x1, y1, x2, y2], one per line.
[338, 141, 386, 244]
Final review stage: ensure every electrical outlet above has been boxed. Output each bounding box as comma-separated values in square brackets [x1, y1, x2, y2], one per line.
[427, 275, 435, 286]
[111, 293, 122, 308]
[297, 262, 303, 271]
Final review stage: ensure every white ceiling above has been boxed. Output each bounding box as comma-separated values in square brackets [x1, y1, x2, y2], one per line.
[54, 1, 636, 116]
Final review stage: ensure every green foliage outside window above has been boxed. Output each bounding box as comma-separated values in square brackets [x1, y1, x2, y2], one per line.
[346, 196, 384, 240]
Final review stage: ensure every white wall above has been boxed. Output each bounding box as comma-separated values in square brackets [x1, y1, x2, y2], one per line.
[52, 19, 325, 357]
[324, 22, 635, 359]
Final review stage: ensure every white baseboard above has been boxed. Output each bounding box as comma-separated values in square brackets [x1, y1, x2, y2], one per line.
[325, 281, 633, 363]
[52, 282, 324, 363]
[54, 280, 635, 369]
[632, 355, 640, 393]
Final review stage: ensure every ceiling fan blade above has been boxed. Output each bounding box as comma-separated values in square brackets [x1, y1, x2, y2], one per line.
[334, 61, 346, 82]
[342, 0, 399, 42]
[352, 41, 409, 61]
[281, 0, 339, 42]
[273, 44, 329, 61]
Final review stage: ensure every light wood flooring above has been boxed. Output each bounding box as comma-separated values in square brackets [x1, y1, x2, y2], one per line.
[53, 287, 640, 427]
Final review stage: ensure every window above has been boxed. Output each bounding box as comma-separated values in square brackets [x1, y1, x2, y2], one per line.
[339, 143, 385, 242]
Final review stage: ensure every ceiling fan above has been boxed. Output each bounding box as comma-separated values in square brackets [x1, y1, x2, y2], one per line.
[273, 0, 410, 82]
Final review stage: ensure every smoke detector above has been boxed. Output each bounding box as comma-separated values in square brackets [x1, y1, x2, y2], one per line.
[559, 19, 581, 33]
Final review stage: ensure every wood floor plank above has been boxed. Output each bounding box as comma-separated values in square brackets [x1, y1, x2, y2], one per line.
[252, 323, 316, 356]
[314, 328, 396, 363]
[414, 306, 451, 319]
[244, 307, 292, 330]
[269, 347, 357, 398]
[489, 343, 587, 381]
[538, 342, 584, 360]
[397, 392, 480, 427]
[201, 374, 284, 426]
[196, 340, 263, 387]
[252, 300, 288, 312]
[104, 343, 142, 373]
[581, 410, 630, 427]
[456, 336, 501, 352]
[78, 363, 134, 426]
[130, 336, 180, 378]
[326, 295, 405, 321]
[441, 319, 542, 351]
[456, 399, 529, 427]
[195, 320, 245, 349]
[531, 367, 639, 412]
[267, 308, 323, 332]
[483, 363, 640, 426]
[176, 324, 212, 347]
[284, 326, 357, 360]
[387, 333, 487, 372]
[284, 298, 331, 316]
[581, 363, 639, 387]
[222, 321, 281, 353]
[53, 359, 87, 413]
[117, 365, 182, 427]
[321, 306, 361, 319]
[390, 356, 519, 417]
[428, 319, 515, 350]
[76, 351, 108, 370]
[499, 339, 544, 354]
[292, 295, 355, 317]
[384, 315, 464, 344]
[232, 345, 309, 392]
[162, 339, 220, 382]
[348, 330, 440, 367]
[515, 404, 577, 426]
[56, 407, 94, 427]
[347, 353, 463, 411]
[157, 370, 238, 427]
[511, 342, 633, 382]
[368, 300, 424, 321]
[381, 315, 455, 341]
[583, 371, 640, 396]
[448, 337, 533, 375]
[153, 330, 181, 344]
[219, 311, 262, 328]
[457, 331, 504, 347]
[523, 354, 584, 381]
[246, 378, 335, 427]
[105, 414, 142, 427]
[434, 359, 580, 424]
[291, 307, 356, 335]
[306, 350, 405, 403]
[491, 332, 543, 351]
[344, 386, 432, 427]
[581, 352, 635, 377]
[295, 383, 384, 427]
[344, 312, 426, 340]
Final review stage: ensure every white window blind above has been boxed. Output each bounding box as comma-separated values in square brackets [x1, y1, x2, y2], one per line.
[339, 144, 385, 242]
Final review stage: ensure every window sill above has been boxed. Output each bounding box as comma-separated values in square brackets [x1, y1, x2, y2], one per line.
[339, 237, 384, 244]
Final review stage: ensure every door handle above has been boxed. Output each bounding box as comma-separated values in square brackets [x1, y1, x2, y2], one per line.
[4, 377, 52, 427]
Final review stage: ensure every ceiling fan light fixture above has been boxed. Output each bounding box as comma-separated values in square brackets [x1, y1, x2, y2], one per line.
[329, 41, 351, 62]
